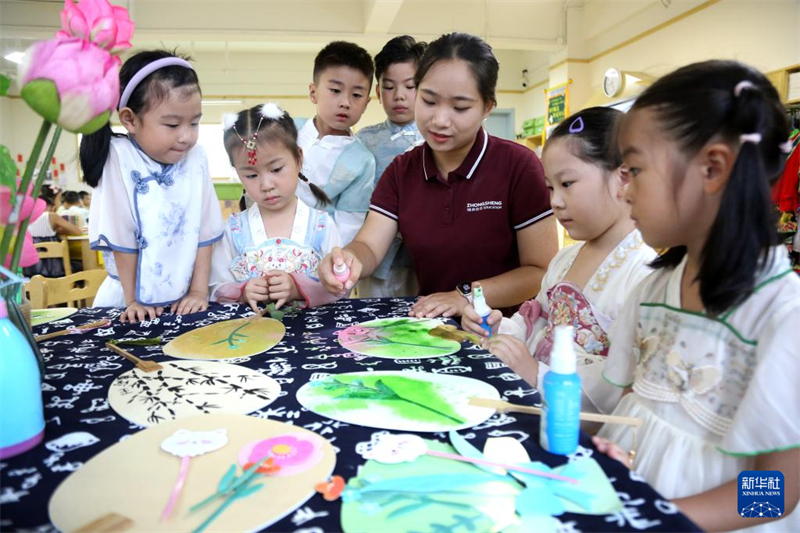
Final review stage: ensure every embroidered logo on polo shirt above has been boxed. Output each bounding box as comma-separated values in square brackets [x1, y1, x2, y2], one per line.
[467, 201, 503, 212]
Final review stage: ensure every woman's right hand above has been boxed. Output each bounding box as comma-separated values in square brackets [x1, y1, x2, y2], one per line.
[461, 304, 502, 337]
[120, 302, 163, 323]
[320, 247, 361, 294]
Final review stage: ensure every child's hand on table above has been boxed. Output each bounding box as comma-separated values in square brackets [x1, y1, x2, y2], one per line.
[121, 301, 164, 323]
[173, 290, 209, 316]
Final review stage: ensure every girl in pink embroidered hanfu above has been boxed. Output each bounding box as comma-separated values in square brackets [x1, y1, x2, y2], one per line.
[210, 104, 342, 310]
[463, 107, 656, 401]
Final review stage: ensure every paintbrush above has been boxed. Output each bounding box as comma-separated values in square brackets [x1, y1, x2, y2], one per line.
[34, 319, 111, 342]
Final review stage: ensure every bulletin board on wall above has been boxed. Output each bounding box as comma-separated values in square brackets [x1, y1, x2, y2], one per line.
[543, 81, 571, 144]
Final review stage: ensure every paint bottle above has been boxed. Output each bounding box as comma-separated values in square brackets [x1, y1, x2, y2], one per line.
[472, 284, 493, 336]
[333, 262, 350, 283]
[0, 298, 45, 459]
[539, 325, 581, 456]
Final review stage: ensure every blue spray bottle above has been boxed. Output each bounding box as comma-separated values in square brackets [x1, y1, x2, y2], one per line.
[472, 284, 493, 336]
[0, 269, 45, 459]
[540, 325, 581, 455]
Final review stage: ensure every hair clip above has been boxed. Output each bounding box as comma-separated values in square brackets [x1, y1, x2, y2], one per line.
[222, 113, 238, 131]
[260, 103, 285, 120]
[568, 116, 585, 134]
[740, 132, 762, 145]
[733, 80, 756, 97]
[233, 114, 266, 166]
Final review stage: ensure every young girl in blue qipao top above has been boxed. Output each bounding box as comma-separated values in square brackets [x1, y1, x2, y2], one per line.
[82, 50, 223, 323]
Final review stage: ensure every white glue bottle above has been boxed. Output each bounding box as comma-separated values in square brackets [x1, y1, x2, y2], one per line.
[472, 284, 493, 336]
[539, 325, 581, 455]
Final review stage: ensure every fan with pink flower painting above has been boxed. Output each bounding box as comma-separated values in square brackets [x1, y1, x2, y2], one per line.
[336, 317, 461, 359]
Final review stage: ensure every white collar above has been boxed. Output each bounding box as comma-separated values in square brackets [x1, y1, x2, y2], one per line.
[247, 199, 310, 244]
[422, 127, 488, 181]
[300, 117, 355, 150]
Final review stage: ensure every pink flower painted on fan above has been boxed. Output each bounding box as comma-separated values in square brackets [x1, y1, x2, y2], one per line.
[57, 0, 134, 55]
[336, 325, 383, 345]
[0, 185, 46, 268]
[238, 434, 324, 477]
[17, 37, 120, 134]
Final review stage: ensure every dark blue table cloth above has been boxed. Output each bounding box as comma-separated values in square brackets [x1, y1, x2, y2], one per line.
[0, 298, 700, 532]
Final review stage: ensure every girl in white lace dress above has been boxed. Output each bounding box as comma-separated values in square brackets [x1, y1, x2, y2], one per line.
[592, 61, 799, 532]
[462, 107, 656, 401]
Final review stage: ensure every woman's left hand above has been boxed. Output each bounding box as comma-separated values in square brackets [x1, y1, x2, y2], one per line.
[410, 290, 468, 318]
[173, 290, 209, 316]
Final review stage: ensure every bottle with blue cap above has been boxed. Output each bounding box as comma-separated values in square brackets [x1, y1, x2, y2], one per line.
[540, 325, 581, 455]
[472, 284, 493, 336]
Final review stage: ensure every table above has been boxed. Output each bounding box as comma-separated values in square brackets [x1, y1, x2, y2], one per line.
[0, 298, 700, 532]
[66, 235, 100, 271]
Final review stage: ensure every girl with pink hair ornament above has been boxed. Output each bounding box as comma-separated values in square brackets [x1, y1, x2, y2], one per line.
[209, 104, 344, 311]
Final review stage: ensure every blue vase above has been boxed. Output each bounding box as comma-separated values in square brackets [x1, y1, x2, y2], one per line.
[0, 298, 45, 459]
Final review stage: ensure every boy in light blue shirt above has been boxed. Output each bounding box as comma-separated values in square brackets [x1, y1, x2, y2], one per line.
[356, 36, 426, 297]
[297, 41, 376, 247]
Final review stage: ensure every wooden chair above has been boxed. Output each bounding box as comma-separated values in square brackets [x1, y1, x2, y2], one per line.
[25, 269, 107, 309]
[34, 240, 72, 276]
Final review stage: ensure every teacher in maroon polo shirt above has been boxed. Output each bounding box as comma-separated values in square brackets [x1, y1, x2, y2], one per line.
[320, 32, 558, 318]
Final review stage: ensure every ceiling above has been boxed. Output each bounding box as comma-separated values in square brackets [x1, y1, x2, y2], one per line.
[1, 0, 697, 88]
[0, 0, 579, 68]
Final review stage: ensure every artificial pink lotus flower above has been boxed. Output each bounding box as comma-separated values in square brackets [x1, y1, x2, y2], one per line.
[57, 0, 134, 55]
[17, 37, 120, 134]
[0, 186, 46, 268]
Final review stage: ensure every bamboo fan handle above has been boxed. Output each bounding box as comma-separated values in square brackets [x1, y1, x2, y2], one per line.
[105, 342, 162, 372]
[73, 512, 133, 533]
[469, 397, 641, 427]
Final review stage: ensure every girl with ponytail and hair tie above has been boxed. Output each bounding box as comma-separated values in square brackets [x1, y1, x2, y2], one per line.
[589, 60, 800, 532]
[209, 104, 343, 310]
[82, 50, 224, 323]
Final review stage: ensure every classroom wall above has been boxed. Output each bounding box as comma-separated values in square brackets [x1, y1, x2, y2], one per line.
[0, 97, 85, 191]
[583, 0, 800, 109]
[517, 0, 800, 126]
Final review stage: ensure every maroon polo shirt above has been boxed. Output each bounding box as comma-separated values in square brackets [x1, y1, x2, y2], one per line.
[370, 128, 552, 295]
